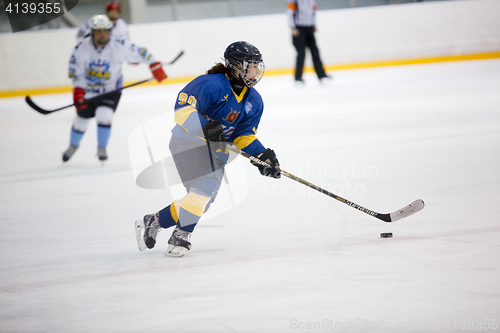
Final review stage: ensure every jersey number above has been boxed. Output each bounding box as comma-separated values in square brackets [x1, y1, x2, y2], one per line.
[178, 93, 197, 108]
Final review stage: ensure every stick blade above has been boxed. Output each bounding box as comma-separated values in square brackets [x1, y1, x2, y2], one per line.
[25, 95, 50, 114]
[389, 199, 425, 222]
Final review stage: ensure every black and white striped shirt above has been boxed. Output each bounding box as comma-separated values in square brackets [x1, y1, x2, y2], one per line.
[287, 0, 318, 29]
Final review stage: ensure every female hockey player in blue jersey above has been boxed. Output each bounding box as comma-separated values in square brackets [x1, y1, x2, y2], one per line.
[135, 41, 281, 257]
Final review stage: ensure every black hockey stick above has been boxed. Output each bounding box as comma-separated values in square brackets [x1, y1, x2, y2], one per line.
[162, 50, 184, 65]
[228, 146, 424, 222]
[26, 78, 154, 115]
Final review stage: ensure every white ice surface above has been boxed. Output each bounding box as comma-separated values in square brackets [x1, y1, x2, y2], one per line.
[1, 60, 500, 333]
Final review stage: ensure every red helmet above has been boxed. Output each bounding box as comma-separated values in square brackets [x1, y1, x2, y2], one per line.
[106, 2, 121, 12]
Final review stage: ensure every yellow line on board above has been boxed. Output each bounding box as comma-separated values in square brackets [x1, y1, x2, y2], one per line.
[0, 76, 199, 99]
[264, 51, 500, 76]
[324, 51, 500, 71]
[1, 51, 499, 99]
[0, 85, 72, 99]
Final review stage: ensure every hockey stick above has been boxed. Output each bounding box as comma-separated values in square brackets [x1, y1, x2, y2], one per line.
[27, 52, 183, 115]
[162, 50, 184, 65]
[228, 146, 424, 222]
[26, 78, 154, 115]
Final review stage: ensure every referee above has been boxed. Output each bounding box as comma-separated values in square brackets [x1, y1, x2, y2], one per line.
[287, 0, 331, 84]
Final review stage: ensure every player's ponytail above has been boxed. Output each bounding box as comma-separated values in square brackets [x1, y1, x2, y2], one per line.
[206, 63, 230, 75]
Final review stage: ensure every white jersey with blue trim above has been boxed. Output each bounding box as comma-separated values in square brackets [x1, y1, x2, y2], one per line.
[76, 18, 129, 42]
[69, 38, 157, 98]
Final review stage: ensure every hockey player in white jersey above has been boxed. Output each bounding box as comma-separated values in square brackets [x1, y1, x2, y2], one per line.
[76, 2, 129, 42]
[63, 14, 167, 162]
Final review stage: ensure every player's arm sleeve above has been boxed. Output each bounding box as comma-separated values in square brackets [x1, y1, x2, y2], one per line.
[68, 46, 86, 90]
[286, 0, 297, 29]
[124, 41, 158, 65]
[232, 111, 266, 156]
[173, 80, 214, 141]
[173, 105, 208, 141]
[76, 21, 89, 41]
[125, 23, 130, 41]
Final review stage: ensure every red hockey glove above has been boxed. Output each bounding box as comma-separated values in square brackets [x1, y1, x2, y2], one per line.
[73, 87, 87, 111]
[150, 62, 167, 82]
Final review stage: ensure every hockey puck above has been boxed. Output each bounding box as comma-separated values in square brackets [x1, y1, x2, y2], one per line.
[380, 233, 393, 238]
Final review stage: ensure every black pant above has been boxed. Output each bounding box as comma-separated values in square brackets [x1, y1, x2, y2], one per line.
[77, 92, 121, 118]
[292, 26, 327, 80]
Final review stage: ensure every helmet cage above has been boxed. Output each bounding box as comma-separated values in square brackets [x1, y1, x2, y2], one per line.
[225, 58, 265, 88]
[224, 41, 265, 87]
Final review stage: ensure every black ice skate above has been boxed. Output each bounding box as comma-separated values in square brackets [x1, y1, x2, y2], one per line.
[135, 212, 162, 251]
[62, 145, 79, 162]
[165, 226, 191, 257]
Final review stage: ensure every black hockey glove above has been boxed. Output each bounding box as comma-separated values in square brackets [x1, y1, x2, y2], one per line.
[252, 148, 281, 179]
[202, 119, 226, 151]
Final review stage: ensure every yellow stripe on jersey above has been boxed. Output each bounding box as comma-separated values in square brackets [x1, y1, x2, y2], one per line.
[180, 192, 211, 217]
[233, 86, 247, 103]
[233, 134, 258, 149]
[225, 74, 248, 103]
[174, 105, 198, 126]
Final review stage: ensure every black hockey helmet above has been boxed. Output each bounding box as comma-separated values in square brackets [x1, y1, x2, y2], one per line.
[224, 41, 265, 87]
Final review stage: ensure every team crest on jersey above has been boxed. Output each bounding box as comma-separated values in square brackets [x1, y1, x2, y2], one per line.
[87, 59, 111, 86]
[223, 108, 240, 124]
[244, 101, 252, 114]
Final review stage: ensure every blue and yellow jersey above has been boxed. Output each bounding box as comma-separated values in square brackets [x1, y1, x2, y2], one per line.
[171, 73, 266, 157]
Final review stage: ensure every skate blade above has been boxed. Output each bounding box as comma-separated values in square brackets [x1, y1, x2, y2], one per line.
[165, 244, 189, 258]
[135, 219, 147, 251]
